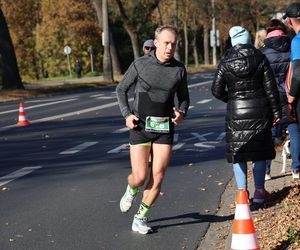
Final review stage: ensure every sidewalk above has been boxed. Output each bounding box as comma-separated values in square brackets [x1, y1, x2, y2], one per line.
[198, 151, 300, 250]
[0, 76, 116, 103]
[24, 76, 105, 89]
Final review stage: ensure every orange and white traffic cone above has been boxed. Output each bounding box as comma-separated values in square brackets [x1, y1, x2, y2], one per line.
[16, 102, 30, 126]
[231, 189, 260, 250]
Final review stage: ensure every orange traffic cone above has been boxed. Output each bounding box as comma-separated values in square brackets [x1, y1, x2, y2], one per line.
[17, 102, 30, 126]
[231, 189, 260, 250]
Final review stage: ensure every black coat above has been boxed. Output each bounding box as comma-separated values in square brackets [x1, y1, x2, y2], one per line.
[212, 44, 282, 163]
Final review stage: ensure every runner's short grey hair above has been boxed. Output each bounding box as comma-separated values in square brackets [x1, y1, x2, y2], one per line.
[155, 24, 178, 40]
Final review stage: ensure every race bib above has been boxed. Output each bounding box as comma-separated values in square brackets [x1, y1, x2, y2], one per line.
[145, 116, 170, 133]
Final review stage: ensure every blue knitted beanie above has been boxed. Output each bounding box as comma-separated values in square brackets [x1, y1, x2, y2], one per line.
[229, 26, 252, 46]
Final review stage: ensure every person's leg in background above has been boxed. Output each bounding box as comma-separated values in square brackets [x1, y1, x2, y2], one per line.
[272, 124, 283, 145]
[287, 123, 300, 179]
[265, 160, 272, 180]
[252, 161, 269, 203]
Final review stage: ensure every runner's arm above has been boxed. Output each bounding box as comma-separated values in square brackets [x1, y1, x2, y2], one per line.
[116, 63, 138, 118]
[176, 68, 190, 116]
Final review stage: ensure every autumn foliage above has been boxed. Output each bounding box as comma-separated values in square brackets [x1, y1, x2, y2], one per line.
[0, 0, 295, 81]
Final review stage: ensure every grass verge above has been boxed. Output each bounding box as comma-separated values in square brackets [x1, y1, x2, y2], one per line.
[0, 81, 115, 102]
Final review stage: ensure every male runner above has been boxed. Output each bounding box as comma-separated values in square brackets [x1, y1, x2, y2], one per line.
[116, 24, 190, 234]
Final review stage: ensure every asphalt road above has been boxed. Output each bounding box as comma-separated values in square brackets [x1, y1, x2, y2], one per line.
[0, 71, 232, 250]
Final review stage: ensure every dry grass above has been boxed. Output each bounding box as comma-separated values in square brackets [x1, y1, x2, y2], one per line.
[254, 184, 300, 249]
[187, 64, 216, 73]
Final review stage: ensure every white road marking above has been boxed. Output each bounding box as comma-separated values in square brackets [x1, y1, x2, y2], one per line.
[174, 133, 179, 142]
[216, 132, 225, 141]
[107, 143, 130, 154]
[189, 106, 195, 109]
[0, 98, 77, 115]
[184, 132, 214, 142]
[33, 97, 133, 123]
[90, 93, 104, 97]
[26, 96, 79, 103]
[201, 73, 215, 79]
[185, 140, 225, 152]
[173, 143, 185, 151]
[0, 166, 42, 187]
[96, 96, 117, 100]
[59, 142, 98, 154]
[113, 127, 129, 133]
[197, 99, 212, 104]
[188, 80, 212, 88]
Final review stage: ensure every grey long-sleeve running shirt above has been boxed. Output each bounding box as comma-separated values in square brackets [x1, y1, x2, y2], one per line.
[116, 51, 190, 120]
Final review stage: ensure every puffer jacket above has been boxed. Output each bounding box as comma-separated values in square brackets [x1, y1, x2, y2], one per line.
[260, 36, 290, 93]
[260, 35, 291, 124]
[212, 44, 281, 163]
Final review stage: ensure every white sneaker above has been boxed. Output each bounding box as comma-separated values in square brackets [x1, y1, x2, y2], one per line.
[120, 185, 137, 213]
[132, 216, 152, 234]
[292, 171, 300, 179]
[265, 174, 271, 181]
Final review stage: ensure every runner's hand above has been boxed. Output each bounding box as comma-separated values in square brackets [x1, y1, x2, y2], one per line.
[126, 114, 139, 129]
[172, 107, 184, 125]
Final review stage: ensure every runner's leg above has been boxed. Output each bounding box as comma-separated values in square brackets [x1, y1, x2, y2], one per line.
[128, 144, 152, 188]
[120, 143, 151, 213]
[142, 143, 172, 206]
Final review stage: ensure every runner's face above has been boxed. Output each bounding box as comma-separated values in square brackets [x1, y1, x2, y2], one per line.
[154, 29, 177, 62]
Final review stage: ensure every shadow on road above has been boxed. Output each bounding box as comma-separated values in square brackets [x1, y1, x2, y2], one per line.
[149, 212, 233, 230]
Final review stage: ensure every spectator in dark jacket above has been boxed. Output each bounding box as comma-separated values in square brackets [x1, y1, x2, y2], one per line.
[142, 39, 155, 55]
[75, 60, 83, 79]
[260, 19, 300, 180]
[212, 26, 282, 203]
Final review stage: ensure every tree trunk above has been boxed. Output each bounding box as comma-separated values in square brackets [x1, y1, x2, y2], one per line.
[110, 31, 122, 75]
[0, 7, 23, 89]
[173, 0, 180, 61]
[157, 5, 163, 25]
[183, 21, 188, 67]
[191, 12, 199, 67]
[124, 25, 140, 60]
[92, 0, 102, 28]
[203, 25, 210, 65]
[114, 0, 160, 60]
[102, 0, 113, 81]
[92, 0, 121, 75]
[192, 35, 199, 67]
